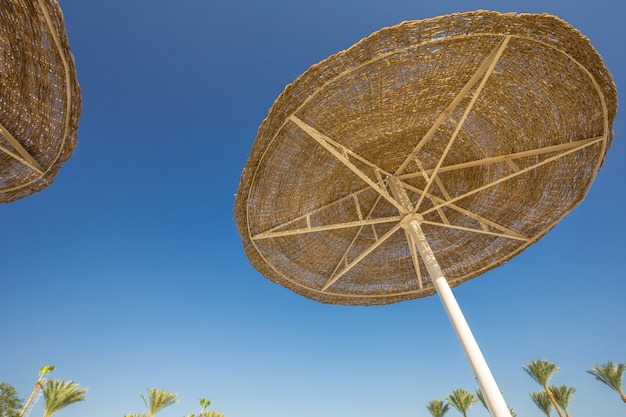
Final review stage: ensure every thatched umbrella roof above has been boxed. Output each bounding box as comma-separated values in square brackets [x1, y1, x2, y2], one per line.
[0, 0, 81, 203]
[235, 11, 617, 306]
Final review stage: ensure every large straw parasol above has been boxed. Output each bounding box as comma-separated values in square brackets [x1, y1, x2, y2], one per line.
[0, 0, 81, 203]
[235, 11, 617, 417]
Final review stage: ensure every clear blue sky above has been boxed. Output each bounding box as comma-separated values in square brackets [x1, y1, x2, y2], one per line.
[1, 1, 624, 416]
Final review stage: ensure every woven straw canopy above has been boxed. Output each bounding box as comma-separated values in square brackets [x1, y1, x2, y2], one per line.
[0, 0, 81, 203]
[235, 11, 617, 306]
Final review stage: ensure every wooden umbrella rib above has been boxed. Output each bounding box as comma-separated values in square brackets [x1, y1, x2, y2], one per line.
[253, 185, 372, 237]
[330, 194, 384, 279]
[401, 181, 525, 239]
[419, 136, 604, 175]
[505, 158, 520, 172]
[433, 177, 452, 224]
[321, 222, 404, 291]
[435, 206, 450, 225]
[421, 136, 606, 217]
[420, 220, 530, 241]
[289, 115, 405, 213]
[434, 175, 452, 200]
[0, 124, 44, 174]
[36, 0, 75, 173]
[251, 216, 402, 240]
[293, 115, 393, 179]
[414, 35, 511, 212]
[395, 36, 511, 175]
[414, 157, 431, 182]
[353, 195, 364, 220]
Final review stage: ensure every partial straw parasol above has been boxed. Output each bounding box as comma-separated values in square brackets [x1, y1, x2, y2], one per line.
[234, 11, 617, 306]
[0, 0, 81, 203]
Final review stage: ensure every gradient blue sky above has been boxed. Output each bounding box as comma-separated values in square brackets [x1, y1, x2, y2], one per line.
[1, 1, 624, 416]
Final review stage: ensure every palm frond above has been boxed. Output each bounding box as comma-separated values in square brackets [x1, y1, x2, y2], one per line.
[475, 389, 487, 410]
[530, 391, 552, 417]
[41, 379, 87, 417]
[587, 362, 625, 395]
[551, 385, 575, 415]
[140, 388, 178, 417]
[523, 360, 560, 388]
[199, 398, 211, 410]
[426, 399, 450, 417]
[445, 389, 478, 417]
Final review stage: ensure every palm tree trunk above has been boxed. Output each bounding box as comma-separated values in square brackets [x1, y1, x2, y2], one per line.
[546, 388, 565, 417]
[18, 381, 41, 417]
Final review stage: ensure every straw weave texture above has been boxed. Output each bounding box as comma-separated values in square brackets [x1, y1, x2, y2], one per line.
[0, 0, 81, 203]
[235, 11, 617, 306]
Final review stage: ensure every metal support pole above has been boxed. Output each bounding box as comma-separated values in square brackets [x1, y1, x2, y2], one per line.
[404, 216, 511, 417]
[387, 177, 511, 417]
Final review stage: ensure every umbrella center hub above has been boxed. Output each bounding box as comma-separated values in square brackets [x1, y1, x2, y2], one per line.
[399, 213, 423, 229]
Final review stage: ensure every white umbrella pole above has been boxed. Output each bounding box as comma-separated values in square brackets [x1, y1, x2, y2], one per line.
[401, 214, 512, 417]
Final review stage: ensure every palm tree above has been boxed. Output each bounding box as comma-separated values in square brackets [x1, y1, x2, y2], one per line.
[530, 391, 553, 417]
[199, 398, 211, 417]
[427, 399, 450, 417]
[41, 379, 87, 417]
[203, 411, 224, 417]
[140, 388, 178, 417]
[18, 365, 56, 417]
[523, 360, 565, 417]
[445, 389, 478, 417]
[587, 362, 626, 403]
[476, 389, 487, 410]
[551, 385, 575, 417]
[476, 389, 516, 417]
